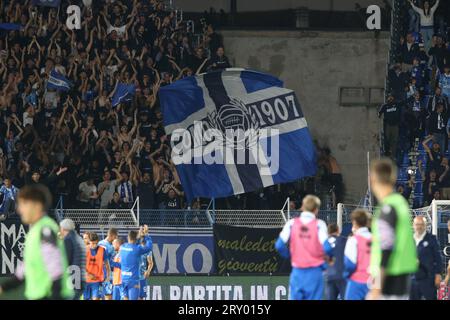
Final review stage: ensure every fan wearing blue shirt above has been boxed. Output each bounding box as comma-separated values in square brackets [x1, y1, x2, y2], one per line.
[119, 225, 153, 300]
[0, 177, 19, 217]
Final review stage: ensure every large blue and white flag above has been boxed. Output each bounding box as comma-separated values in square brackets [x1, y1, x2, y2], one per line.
[112, 83, 136, 107]
[159, 69, 317, 201]
[32, 0, 61, 7]
[47, 69, 72, 92]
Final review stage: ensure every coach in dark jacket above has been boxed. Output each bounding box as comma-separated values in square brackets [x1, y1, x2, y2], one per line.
[410, 216, 443, 300]
[59, 218, 86, 300]
[325, 224, 347, 300]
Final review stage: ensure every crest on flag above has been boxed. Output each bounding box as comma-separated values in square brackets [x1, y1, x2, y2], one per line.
[205, 97, 260, 149]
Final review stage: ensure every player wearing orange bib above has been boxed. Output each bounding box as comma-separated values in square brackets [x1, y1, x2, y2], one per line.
[84, 233, 110, 300]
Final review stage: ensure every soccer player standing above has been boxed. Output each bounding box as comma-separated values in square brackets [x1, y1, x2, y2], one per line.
[119, 225, 153, 300]
[0, 184, 73, 300]
[98, 228, 118, 300]
[343, 209, 372, 300]
[275, 195, 332, 300]
[85, 233, 110, 300]
[139, 238, 154, 300]
[367, 158, 418, 300]
[112, 238, 124, 301]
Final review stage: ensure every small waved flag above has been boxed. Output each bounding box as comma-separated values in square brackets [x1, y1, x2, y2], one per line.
[112, 83, 136, 107]
[47, 70, 72, 92]
[0, 23, 22, 31]
[32, 0, 61, 7]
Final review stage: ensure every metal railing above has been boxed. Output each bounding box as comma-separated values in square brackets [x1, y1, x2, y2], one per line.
[214, 210, 286, 228]
[50, 193, 343, 229]
[139, 209, 211, 227]
[54, 208, 138, 229]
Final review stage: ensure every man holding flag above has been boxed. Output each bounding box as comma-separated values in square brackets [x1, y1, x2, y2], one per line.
[111, 82, 136, 107]
[47, 69, 72, 92]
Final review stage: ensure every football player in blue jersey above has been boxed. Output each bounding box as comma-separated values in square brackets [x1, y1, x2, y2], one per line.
[119, 225, 152, 300]
[98, 228, 118, 300]
[139, 240, 154, 300]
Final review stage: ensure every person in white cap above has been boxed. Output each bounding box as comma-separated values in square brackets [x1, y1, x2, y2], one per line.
[59, 218, 86, 300]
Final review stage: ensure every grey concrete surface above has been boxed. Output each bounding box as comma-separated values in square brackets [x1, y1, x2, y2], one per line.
[222, 30, 390, 202]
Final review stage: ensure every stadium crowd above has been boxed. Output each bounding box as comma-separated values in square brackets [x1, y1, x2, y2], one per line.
[380, 0, 450, 207]
[0, 0, 231, 216]
[0, 0, 346, 220]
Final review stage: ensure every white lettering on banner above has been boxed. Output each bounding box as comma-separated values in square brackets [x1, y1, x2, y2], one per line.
[151, 286, 162, 300]
[152, 244, 180, 273]
[148, 283, 289, 300]
[182, 286, 192, 300]
[205, 286, 217, 300]
[250, 285, 268, 300]
[152, 242, 214, 274]
[194, 285, 206, 300]
[1, 223, 26, 274]
[182, 243, 213, 273]
[168, 285, 246, 300]
[275, 285, 287, 300]
[233, 286, 243, 300]
[1, 223, 26, 249]
[170, 285, 181, 299]
[1, 248, 16, 274]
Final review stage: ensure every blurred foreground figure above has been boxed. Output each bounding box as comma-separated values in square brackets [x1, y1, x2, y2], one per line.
[367, 158, 417, 300]
[0, 184, 73, 300]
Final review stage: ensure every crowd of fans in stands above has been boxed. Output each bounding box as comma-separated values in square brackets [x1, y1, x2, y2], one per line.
[0, 0, 235, 217]
[380, 0, 450, 207]
[0, 0, 343, 221]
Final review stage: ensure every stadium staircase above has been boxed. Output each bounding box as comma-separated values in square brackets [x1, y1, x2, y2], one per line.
[383, 0, 431, 208]
[397, 137, 427, 208]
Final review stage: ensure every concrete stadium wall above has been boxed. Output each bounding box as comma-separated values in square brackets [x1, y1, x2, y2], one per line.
[177, 0, 386, 12]
[222, 30, 389, 202]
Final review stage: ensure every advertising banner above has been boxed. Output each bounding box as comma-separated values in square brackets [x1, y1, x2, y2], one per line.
[144, 275, 289, 300]
[213, 224, 290, 275]
[151, 228, 215, 274]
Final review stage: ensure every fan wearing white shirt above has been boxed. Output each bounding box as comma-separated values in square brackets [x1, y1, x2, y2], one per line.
[409, 0, 440, 50]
